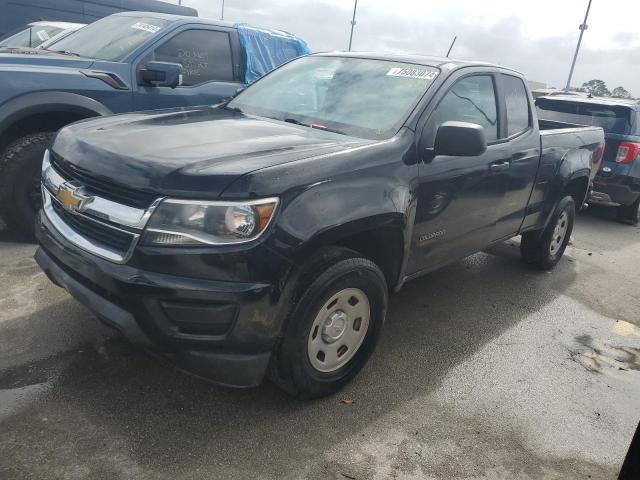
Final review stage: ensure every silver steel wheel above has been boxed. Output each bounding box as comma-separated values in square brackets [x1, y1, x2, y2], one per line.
[307, 288, 370, 373]
[549, 210, 569, 256]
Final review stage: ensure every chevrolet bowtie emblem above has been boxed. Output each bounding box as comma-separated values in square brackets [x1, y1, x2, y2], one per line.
[56, 183, 92, 212]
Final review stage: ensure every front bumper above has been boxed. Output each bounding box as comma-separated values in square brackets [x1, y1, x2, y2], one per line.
[35, 210, 279, 388]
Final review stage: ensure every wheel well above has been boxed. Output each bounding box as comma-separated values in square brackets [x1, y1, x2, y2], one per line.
[0, 110, 98, 153]
[333, 226, 404, 290]
[563, 176, 590, 209]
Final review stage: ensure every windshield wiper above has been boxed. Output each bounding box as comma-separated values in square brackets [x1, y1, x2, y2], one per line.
[313, 125, 347, 135]
[283, 117, 307, 126]
[284, 117, 346, 135]
[221, 104, 243, 113]
[51, 49, 80, 57]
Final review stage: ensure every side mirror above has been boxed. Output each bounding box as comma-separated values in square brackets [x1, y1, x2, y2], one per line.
[139, 61, 183, 88]
[432, 121, 487, 157]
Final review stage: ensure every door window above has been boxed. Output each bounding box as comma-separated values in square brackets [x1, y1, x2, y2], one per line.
[503, 75, 531, 136]
[424, 75, 498, 146]
[150, 29, 234, 86]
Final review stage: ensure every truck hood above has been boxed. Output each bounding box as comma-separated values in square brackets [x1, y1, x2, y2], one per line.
[52, 106, 370, 199]
[0, 50, 94, 69]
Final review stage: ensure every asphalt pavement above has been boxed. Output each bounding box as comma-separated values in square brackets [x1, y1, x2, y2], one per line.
[1, 206, 638, 480]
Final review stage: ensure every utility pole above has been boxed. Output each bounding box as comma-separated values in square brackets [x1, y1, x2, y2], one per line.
[221, 0, 225, 20]
[565, 0, 592, 91]
[348, 0, 358, 51]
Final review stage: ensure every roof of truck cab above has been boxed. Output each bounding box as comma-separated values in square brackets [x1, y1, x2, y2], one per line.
[114, 11, 236, 28]
[538, 94, 640, 109]
[314, 51, 521, 73]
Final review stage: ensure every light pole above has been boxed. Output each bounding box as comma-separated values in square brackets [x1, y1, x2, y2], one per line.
[348, 0, 358, 51]
[565, 0, 592, 91]
[221, 0, 225, 20]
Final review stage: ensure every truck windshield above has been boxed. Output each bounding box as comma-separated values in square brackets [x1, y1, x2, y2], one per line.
[0, 25, 66, 48]
[536, 98, 633, 135]
[228, 56, 440, 140]
[49, 15, 170, 61]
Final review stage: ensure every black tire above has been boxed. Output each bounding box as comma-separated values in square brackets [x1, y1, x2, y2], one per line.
[0, 132, 54, 237]
[521, 195, 575, 270]
[270, 247, 388, 399]
[616, 197, 640, 226]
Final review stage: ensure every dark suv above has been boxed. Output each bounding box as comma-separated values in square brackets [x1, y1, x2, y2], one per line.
[537, 95, 640, 225]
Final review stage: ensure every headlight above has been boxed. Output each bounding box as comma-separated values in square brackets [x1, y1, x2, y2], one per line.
[141, 197, 279, 246]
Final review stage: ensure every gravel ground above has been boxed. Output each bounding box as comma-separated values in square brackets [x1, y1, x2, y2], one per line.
[0, 206, 638, 480]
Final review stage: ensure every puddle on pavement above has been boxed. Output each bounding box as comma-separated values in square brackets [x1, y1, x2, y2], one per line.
[0, 382, 52, 420]
[569, 334, 640, 375]
[0, 355, 65, 420]
[613, 320, 640, 337]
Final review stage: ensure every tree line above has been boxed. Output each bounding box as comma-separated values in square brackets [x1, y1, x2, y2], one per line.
[572, 79, 634, 99]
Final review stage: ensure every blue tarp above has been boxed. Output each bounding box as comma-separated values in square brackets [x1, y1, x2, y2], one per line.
[235, 23, 311, 84]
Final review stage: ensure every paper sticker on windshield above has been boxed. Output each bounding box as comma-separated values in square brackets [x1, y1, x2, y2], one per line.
[131, 22, 161, 33]
[386, 67, 438, 80]
[35, 30, 50, 41]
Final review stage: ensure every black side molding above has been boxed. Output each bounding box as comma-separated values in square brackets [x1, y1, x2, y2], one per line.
[80, 70, 129, 90]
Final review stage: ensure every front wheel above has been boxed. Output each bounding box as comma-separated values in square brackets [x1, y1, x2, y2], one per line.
[0, 132, 54, 237]
[521, 195, 575, 270]
[270, 248, 388, 399]
[616, 196, 640, 226]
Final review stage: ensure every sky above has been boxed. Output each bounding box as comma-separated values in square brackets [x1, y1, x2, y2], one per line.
[180, 0, 640, 95]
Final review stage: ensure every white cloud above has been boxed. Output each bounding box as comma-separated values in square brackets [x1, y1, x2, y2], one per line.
[181, 0, 640, 95]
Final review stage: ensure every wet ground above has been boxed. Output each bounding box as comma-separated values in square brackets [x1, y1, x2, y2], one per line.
[0, 206, 639, 479]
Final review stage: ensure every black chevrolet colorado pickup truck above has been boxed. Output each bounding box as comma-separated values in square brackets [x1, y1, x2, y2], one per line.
[35, 53, 605, 398]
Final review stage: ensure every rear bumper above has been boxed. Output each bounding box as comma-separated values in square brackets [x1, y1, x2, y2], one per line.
[590, 176, 640, 207]
[35, 210, 278, 388]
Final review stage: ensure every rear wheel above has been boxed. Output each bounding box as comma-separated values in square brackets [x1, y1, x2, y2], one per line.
[0, 132, 54, 237]
[270, 248, 388, 399]
[616, 196, 640, 226]
[521, 195, 575, 270]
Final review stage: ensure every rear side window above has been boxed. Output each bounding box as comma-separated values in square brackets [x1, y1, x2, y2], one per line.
[536, 98, 633, 135]
[424, 75, 498, 146]
[503, 75, 530, 136]
[152, 29, 234, 86]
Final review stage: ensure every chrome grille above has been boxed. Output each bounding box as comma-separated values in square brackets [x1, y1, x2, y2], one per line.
[51, 200, 134, 252]
[50, 151, 158, 209]
[41, 150, 161, 264]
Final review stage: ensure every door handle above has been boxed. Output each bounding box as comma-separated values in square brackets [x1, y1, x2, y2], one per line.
[489, 161, 510, 172]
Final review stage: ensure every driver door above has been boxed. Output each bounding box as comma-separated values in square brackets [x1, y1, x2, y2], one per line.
[407, 73, 511, 276]
[133, 27, 243, 111]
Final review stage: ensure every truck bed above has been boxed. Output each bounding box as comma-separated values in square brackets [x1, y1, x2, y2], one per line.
[538, 120, 605, 181]
[538, 119, 592, 131]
